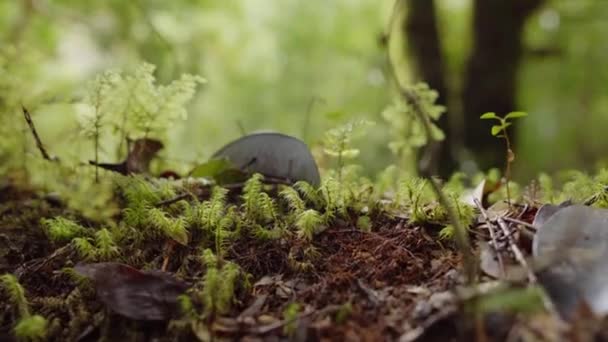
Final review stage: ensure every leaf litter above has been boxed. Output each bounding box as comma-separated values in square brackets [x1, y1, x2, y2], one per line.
[4, 136, 608, 340]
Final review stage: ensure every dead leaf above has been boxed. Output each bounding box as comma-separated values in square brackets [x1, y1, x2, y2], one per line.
[74, 262, 189, 320]
[89, 138, 163, 175]
[479, 243, 526, 281]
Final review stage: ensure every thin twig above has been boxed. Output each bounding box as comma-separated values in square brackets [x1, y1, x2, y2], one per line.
[496, 218, 535, 283]
[502, 217, 537, 230]
[475, 199, 505, 277]
[22, 106, 58, 162]
[475, 202, 561, 318]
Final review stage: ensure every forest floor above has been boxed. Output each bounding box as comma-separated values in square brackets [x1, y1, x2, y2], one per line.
[1, 178, 606, 342]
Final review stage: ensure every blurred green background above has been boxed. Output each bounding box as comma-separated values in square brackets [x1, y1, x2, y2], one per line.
[1, 0, 607, 181]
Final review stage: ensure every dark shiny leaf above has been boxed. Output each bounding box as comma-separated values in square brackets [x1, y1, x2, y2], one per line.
[211, 132, 320, 187]
[74, 262, 189, 321]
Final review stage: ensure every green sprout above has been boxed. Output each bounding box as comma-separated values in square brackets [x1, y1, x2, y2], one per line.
[480, 111, 528, 205]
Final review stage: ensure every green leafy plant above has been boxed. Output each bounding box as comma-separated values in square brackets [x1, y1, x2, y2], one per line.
[322, 119, 373, 183]
[295, 209, 324, 241]
[381, 83, 445, 173]
[198, 249, 244, 317]
[480, 111, 528, 205]
[242, 174, 277, 223]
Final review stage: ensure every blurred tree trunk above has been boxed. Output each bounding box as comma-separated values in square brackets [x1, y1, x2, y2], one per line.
[403, 0, 455, 177]
[462, 0, 545, 170]
[403, 0, 545, 175]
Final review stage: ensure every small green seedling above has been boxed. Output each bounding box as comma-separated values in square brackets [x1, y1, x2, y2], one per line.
[480, 111, 528, 205]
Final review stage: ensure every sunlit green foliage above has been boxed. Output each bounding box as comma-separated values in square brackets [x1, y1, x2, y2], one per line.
[382, 83, 445, 173]
[198, 249, 245, 317]
[42, 217, 87, 243]
[13, 315, 48, 341]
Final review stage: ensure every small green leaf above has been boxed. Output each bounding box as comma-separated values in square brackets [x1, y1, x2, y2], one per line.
[491, 125, 503, 136]
[505, 111, 528, 120]
[480, 112, 498, 120]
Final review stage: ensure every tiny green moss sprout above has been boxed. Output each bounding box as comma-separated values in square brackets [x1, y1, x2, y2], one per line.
[356, 215, 372, 232]
[72, 238, 97, 260]
[79, 70, 123, 181]
[296, 209, 324, 241]
[537, 172, 555, 203]
[1, 274, 48, 341]
[282, 302, 301, 337]
[41, 217, 87, 243]
[480, 111, 528, 205]
[146, 207, 189, 245]
[217, 262, 241, 314]
[319, 176, 346, 220]
[177, 294, 195, 318]
[252, 223, 284, 241]
[438, 225, 455, 240]
[394, 177, 433, 224]
[280, 186, 306, 216]
[198, 249, 244, 317]
[242, 174, 277, 223]
[334, 302, 352, 324]
[294, 181, 322, 209]
[14, 315, 48, 341]
[1, 274, 30, 318]
[322, 119, 374, 183]
[94, 228, 120, 260]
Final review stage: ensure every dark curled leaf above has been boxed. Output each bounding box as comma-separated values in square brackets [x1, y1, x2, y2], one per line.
[89, 138, 164, 175]
[74, 262, 189, 321]
[211, 132, 321, 187]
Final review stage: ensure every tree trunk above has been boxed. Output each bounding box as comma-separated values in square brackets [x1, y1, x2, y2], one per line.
[403, 0, 454, 177]
[462, 0, 545, 171]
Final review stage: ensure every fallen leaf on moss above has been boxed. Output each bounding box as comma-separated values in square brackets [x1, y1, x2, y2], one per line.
[74, 262, 189, 320]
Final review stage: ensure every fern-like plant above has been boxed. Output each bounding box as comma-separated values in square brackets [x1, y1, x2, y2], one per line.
[242, 174, 277, 223]
[0, 274, 48, 341]
[198, 249, 244, 317]
[41, 217, 87, 243]
[1, 274, 30, 318]
[322, 120, 373, 183]
[295, 209, 324, 241]
[94, 228, 120, 260]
